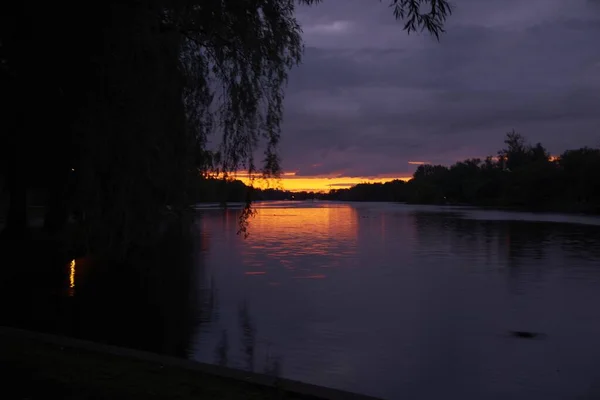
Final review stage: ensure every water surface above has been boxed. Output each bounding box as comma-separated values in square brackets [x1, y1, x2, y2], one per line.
[192, 202, 600, 399]
[4, 201, 600, 399]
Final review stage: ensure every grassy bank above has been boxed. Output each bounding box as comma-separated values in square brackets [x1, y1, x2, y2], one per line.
[0, 327, 378, 400]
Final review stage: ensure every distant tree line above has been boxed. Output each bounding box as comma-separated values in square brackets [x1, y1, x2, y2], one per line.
[0, 0, 450, 256]
[192, 177, 318, 203]
[322, 181, 408, 202]
[406, 131, 599, 213]
[326, 131, 600, 213]
[207, 131, 600, 214]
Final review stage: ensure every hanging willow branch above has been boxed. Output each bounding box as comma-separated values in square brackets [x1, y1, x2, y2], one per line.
[169, 0, 452, 178]
[21, 0, 451, 255]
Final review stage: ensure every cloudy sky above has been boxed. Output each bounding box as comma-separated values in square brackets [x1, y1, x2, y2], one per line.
[275, 0, 600, 181]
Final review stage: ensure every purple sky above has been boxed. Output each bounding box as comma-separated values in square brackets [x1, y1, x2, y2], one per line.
[277, 0, 600, 178]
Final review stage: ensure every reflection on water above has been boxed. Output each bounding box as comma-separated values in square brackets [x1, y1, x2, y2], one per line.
[193, 202, 600, 400]
[3, 202, 600, 399]
[240, 202, 358, 284]
[239, 301, 256, 373]
[0, 224, 213, 359]
[241, 203, 359, 279]
[210, 301, 284, 378]
[68, 259, 76, 296]
[214, 329, 229, 367]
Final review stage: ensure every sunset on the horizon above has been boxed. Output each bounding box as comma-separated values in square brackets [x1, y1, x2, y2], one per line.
[235, 172, 412, 192]
[4, 1, 600, 399]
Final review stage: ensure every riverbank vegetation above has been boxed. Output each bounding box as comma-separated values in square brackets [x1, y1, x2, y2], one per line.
[328, 132, 600, 213]
[194, 132, 600, 214]
[0, 0, 451, 258]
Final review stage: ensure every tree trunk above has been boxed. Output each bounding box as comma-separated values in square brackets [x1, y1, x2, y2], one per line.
[43, 183, 69, 234]
[43, 159, 71, 235]
[3, 152, 28, 238]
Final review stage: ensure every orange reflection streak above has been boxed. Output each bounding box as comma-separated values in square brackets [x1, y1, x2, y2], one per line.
[68, 259, 76, 297]
[241, 203, 359, 274]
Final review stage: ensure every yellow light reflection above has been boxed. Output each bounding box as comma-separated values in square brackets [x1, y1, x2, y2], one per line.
[241, 203, 359, 276]
[68, 259, 75, 296]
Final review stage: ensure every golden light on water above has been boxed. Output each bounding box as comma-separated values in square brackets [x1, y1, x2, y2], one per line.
[69, 259, 76, 296]
[240, 204, 359, 278]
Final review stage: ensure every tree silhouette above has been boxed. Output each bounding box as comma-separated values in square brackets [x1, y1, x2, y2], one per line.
[185, 131, 600, 215]
[406, 132, 599, 212]
[321, 131, 599, 214]
[0, 0, 452, 253]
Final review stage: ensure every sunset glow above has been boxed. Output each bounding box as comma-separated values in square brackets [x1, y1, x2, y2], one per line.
[233, 172, 412, 192]
[240, 204, 359, 275]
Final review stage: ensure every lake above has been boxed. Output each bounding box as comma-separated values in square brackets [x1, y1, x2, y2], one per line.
[4, 201, 600, 399]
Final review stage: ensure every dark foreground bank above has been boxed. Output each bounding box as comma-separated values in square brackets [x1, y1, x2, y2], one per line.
[0, 327, 379, 400]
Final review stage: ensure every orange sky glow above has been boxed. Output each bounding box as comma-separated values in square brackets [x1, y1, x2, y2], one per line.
[207, 154, 560, 193]
[227, 172, 412, 193]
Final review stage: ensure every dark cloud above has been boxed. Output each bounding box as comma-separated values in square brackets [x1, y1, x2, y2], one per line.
[278, 0, 600, 176]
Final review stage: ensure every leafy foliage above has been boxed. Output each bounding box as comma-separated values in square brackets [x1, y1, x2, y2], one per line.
[193, 131, 600, 215]
[0, 0, 452, 253]
[406, 132, 600, 213]
[389, 0, 453, 40]
[325, 180, 409, 202]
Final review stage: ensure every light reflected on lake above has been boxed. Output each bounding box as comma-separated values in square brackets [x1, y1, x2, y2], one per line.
[5, 202, 600, 400]
[192, 202, 600, 400]
[68, 259, 76, 296]
[243, 203, 358, 278]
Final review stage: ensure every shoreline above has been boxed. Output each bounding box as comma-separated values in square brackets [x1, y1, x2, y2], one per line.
[0, 326, 381, 400]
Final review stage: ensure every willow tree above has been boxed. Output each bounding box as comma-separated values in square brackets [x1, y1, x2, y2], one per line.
[0, 0, 451, 254]
[157, 0, 451, 240]
[176, 0, 452, 176]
